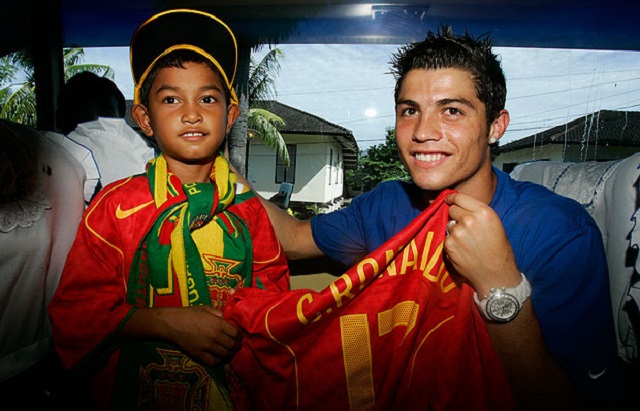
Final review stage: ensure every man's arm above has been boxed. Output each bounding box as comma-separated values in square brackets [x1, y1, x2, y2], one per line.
[257, 194, 322, 260]
[485, 304, 577, 410]
[232, 170, 323, 261]
[444, 192, 578, 410]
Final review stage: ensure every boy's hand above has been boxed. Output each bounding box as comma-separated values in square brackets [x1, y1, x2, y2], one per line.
[166, 305, 242, 367]
[120, 305, 243, 367]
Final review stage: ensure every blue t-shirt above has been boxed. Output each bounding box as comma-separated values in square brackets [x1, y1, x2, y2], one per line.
[311, 167, 618, 403]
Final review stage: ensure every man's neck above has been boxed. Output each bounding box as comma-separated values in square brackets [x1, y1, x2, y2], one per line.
[422, 168, 498, 205]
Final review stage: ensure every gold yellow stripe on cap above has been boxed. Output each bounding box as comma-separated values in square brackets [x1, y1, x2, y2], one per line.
[133, 44, 238, 105]
[130, 8, 238, 105]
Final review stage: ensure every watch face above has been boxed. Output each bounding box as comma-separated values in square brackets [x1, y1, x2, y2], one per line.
[486, 293, 520, 322]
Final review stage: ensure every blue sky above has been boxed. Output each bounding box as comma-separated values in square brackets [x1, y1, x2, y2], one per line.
[84, 44, 640, 150]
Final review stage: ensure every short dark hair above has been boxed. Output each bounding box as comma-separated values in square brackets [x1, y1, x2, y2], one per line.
[56, 71, 126, 134]
[138, 49, 230, 107]
[390, 26, 506, 126]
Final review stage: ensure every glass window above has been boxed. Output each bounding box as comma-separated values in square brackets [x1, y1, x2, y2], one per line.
[276, 144, 296, 184]
[329, 148, 333, 185]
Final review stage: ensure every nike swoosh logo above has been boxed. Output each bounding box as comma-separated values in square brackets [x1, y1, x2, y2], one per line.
[588, 367, 607, 379]
[115, 200, 154, 219]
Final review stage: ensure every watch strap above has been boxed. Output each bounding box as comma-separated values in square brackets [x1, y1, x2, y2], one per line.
[473, 273, 531, 322]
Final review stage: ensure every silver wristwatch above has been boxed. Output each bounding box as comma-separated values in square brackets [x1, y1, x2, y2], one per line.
[473, 273, 531, 322]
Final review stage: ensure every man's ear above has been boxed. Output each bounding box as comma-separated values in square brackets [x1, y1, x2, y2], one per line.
[226, 104, 240, 135]
[488, 109, 510, 144]
[132, 104, 154, 137]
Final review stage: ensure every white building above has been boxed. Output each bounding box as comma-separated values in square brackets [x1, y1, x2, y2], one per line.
[247, 100, 358, 213]
[493, 110, 640, 172]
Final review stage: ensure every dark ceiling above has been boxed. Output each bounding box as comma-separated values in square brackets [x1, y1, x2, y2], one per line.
[3, 0, 640, 59]
[3, 0, 638, 131]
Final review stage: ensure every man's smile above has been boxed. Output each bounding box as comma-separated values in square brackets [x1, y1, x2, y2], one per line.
[414, 152, 447, 163]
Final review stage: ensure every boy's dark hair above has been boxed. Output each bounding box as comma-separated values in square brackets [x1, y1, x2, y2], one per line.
[390, 26, 507, 127]
[138, 49, 230, 107]
[56, 71, 126, 134]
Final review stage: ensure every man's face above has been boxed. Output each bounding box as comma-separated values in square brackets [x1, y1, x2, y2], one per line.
[395, 67, 504, 199]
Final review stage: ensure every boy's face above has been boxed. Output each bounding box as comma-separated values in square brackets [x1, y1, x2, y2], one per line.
[394, 67, 508, 199]
[133, 61, 239, 169]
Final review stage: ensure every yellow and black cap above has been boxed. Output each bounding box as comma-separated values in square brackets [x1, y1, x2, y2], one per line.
[130, 8, 238, 105]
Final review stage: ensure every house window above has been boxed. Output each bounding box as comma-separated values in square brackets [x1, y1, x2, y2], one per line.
[276, 144, 296, 184]
[329, 149, 333, 185]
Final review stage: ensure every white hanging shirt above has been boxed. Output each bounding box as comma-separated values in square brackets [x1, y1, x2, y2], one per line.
[66, 117, 156, 204]
[0, 128, 86, 381]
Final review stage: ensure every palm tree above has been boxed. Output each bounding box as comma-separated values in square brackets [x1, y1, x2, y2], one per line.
[247, 48, 289, 166]
[0, 47, 114, 126]
[229, 47, 288, 176]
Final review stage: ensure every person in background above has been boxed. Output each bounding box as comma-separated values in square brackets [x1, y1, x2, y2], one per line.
[0, 119, 90, 408]
[53, 71, 156, 205]
[48, 9, 289, 410]
[250, 26, 619, 410]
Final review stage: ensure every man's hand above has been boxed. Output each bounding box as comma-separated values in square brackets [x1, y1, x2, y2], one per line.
[444, 192, 521, 296]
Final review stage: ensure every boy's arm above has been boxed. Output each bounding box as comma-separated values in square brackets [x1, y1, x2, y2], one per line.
[119, 306, 241, 367]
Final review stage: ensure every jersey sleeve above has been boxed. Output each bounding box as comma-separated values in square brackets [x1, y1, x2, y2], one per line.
[310, 198, 369, 267]
[233, 193, 290, 293]
[311, 181, 424, 268]
[48, 200, 135, 371]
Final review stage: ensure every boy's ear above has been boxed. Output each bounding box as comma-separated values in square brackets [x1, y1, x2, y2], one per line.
[132, 104, 154, 137]
[226, 104, 240, 135]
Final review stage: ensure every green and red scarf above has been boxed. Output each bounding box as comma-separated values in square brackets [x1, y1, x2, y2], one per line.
[128, 153, 252, 309]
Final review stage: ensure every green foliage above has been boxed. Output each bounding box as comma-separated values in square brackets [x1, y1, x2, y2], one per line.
[0, 82, 36, 125]
[348, 127, 410, 193]
[288, 202, 321, 220]
[305, 203, 322, 216]
[0, 47, 114, 127]
[248, 107, 289, 165]
[249, 48, 283, 102]
[0, 51, 36, 125]
[0, 57, 17, 87]
[248, 48, 289, 166]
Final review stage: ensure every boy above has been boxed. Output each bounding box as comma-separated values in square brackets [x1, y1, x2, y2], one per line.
[48, 9, 289, 410]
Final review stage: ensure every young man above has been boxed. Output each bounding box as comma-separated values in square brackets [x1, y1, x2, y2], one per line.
[258, 27, 618, 409]
[48, 9, 289, 410]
